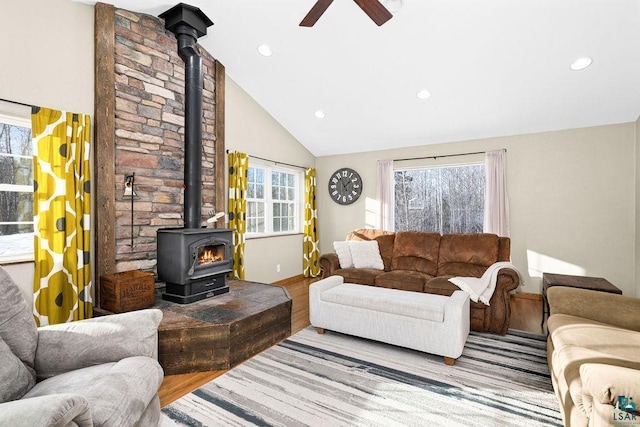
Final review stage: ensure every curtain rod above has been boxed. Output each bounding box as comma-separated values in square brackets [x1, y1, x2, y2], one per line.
[226, 150, 308, 170]
[394, 149, 506, 162]
[0, 98, 34, 108]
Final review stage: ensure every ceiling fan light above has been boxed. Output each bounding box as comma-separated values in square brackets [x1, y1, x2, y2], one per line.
[570, 56, 592, 71]
[257, 44, 272, 57]
[314, 110, 326, 119]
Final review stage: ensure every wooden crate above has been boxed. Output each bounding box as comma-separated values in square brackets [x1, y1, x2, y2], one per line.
[100, 270, 155, 313]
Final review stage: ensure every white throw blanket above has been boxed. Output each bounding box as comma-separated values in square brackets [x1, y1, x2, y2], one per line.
[448, 262, 523, 306]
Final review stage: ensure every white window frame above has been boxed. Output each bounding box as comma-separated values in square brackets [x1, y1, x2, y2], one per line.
[0, 104, 34, 264]
[245, 160, 304, 238]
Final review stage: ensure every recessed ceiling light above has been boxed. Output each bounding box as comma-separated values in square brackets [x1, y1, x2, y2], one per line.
[257, 44, 272, 57]
[314, 110, 326, 119]
[416, 89, 431, 99]
[570, 57, 592, 71]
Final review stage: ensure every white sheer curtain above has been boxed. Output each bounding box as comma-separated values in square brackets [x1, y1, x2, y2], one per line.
[483, 149, 510, 237]
[376, 159, 394, 231]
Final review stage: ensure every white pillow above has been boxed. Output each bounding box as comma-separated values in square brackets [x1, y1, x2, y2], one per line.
[333, 241, 353, 268]
[348, 240, 384, 270]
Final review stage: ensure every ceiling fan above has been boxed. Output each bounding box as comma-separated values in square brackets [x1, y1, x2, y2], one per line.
[300, 0, 393, 27]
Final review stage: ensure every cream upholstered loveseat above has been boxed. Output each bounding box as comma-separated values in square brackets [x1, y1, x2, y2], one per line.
[547, 286, 640, 427]
[0, 267, 164, 426]
[319, 229, 521, 334]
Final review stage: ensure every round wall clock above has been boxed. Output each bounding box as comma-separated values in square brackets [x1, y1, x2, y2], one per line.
[328, 168, 363, 205]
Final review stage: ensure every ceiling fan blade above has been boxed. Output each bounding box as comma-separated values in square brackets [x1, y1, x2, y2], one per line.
[353, 0, 393, 26]
[300, 0, 334, 27]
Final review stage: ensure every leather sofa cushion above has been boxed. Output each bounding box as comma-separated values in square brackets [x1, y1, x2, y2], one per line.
[375, 270, 432, 292]
[425, 277, 490, 310]
[374, 234, 396, 271]
[437, 234, 499, 277]
[335, 268, 383, 286]
[391, 231, 440, 275]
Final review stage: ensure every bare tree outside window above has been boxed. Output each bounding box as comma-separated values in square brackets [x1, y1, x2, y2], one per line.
[0, 122, 33, 236]
[395, 164, 485, 233]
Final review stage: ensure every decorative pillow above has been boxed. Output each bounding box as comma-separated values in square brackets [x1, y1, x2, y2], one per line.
[0, 335, 35, 403]
[348, 240, 384, 270]
[333, 241, 354, 268]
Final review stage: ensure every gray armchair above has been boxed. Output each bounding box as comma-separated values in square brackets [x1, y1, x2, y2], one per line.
[0, 267, 164, 427]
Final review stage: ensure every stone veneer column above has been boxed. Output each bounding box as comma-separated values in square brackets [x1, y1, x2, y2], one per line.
[112, 8, 216, 272]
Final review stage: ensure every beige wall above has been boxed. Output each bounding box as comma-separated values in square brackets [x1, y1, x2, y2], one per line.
[317, 123, 638, 296]
[225, 77, 316, 283]
[0, 0, 94, 300]
[0, 0, 94, 114]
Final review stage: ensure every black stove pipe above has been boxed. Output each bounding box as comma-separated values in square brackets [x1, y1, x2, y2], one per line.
[159, 4, 213, 229]
[176, 25, 202, 229]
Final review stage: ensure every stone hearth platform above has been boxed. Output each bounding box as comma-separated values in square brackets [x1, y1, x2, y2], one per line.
[154, 279, 292, 375]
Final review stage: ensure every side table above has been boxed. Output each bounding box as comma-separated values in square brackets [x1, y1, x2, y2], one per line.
[541, 273, 622, 326]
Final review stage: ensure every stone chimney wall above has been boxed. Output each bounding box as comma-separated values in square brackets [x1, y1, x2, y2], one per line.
[113, 9, 216, 272]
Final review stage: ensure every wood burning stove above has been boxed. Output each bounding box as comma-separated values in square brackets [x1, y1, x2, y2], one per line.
[156, 4, 230, 304]
[157, 228, 232, 304]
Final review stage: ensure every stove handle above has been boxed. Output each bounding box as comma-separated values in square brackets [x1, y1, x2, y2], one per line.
[187, 254, 197, 276]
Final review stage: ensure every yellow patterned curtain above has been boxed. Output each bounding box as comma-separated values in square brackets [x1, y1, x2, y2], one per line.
[228, 151, 248, 280]
[303, 167, 320, 277]
[32, 107, 92, 326]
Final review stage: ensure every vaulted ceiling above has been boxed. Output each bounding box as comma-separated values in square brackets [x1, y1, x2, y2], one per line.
[78, 0, 640, 156]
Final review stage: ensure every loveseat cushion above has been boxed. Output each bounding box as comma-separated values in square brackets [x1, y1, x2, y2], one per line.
[24, 356, 164, 426]
[375, 270, 431, 292]
[0, 267, 37, 383]
[391, 231, 440, 275]
[321, 283, 446, 322]
[437, 233, 499, 277]
[548, 314, 640, 361]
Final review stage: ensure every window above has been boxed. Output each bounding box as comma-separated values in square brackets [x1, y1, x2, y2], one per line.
[394, 164, 485, 234]
[0, 103, 34, 262]
[246, 162, 302, 236]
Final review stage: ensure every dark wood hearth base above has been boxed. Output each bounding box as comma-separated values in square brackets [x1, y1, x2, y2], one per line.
[154, 279, 292, 375]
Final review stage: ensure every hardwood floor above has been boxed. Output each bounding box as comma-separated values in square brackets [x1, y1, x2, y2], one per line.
[158, 276, 543, 407]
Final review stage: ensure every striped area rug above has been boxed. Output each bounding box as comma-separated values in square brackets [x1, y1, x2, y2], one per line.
[161, 327, 562, 427]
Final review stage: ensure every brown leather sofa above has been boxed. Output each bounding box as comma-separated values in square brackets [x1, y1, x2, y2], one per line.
[318, 229, 521, 334]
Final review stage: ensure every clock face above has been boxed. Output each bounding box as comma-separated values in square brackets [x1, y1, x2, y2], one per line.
[328, 168, 363, 205]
